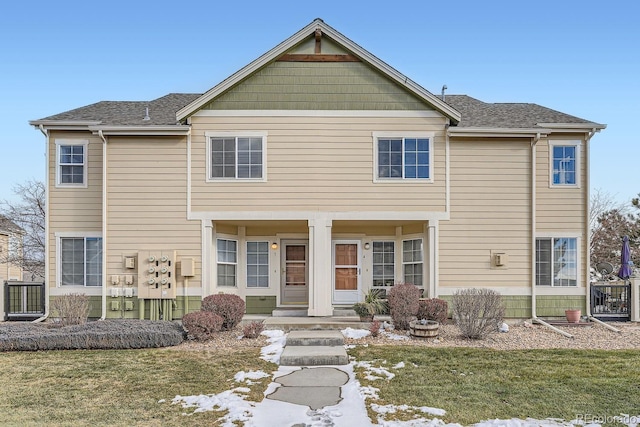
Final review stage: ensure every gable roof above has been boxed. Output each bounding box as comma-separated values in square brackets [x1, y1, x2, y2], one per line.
[0, 215, 23, 235]
[175, 19, 462, 124]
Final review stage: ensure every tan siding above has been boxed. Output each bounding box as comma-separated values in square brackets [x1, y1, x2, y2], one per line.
[47, 131, 103, 288]
[105, 136, 201, 292]
[204, 62, 431, 111]
[439, 139, 531, 288]
[191, 115, 447, 212]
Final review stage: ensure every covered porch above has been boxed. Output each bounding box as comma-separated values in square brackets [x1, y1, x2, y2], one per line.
[203, 216, 441, 316]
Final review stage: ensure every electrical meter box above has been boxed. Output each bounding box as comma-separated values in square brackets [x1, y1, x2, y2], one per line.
[137, 250, 177, 299]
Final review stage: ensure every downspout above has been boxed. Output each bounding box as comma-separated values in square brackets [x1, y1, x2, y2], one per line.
[33, 125, 50, 322]
[98, 130, 107, 320]
[582, 128, 620, 332]
[529, 132, 574, 338]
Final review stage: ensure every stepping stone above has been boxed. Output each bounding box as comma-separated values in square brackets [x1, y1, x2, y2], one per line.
[266, 367, 349, 409]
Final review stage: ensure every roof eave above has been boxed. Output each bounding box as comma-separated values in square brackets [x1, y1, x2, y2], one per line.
[29, 120, 102, 130]
[89, 126, 191, 136]
[448, 127, 552, 138]
[176, 19, 461, 124]
[536, 122, 607, 132]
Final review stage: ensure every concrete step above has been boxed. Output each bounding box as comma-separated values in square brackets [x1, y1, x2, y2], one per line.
[271, 308, 308, 317]
[286, 330, 344, 346]
[263, 316, 388, 331]
[280, 345, 349, 366]
[332, 308, 357, 317]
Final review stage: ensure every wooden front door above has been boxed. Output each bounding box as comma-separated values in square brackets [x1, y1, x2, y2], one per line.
[280, 241, 308, 305]
[332, 241, 361, 304]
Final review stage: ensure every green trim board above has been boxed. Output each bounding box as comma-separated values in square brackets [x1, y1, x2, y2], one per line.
[246, 296, 277, 314]
[438, 294, 586, 319]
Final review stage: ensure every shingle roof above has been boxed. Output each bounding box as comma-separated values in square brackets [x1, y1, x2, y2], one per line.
[0, 215, 22, 235]
[444, 95, 593, 128]
[34, 93, 596, 129]
[36, 93, 201, 126]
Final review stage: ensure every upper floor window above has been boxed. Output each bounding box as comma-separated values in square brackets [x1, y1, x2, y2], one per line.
[206, 132, 266, 181]
[59, 236, 102, 286]
[56, 140, 88, 187]
[536, 237, 578, 287]
[550, 141, 580, 187]
[374, 133, 433, 182]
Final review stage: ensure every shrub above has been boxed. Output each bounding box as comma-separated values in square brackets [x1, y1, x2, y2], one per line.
[0, 320, 184, 351]
[242, 321, 265, 339]
[50, 293, 90, 326]
[387, 283, 420, 330]
[369, 319, 381, 337]
[201, 294, 246, 331]
[182, 311, 223, 341]
[452, 288, 505, 340]
[417, 298, 449, 324]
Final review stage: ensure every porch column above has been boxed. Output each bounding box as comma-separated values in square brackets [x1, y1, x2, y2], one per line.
[308, 218, 333, 316]
[202, 221, 214, 297]
[426, 221, 438, 298]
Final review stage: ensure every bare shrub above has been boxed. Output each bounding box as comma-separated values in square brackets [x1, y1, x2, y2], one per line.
[452, 288, 505, 339]
[242, 321, 265, 339]
[182, 311, 223, 341]
[369, 319, 381, 337]
[201, 294, 245, 331]
[0, 320, 184, 351]
[417, 298, 449, 324]
[387, 283, 420, 330]
[50, 294, 90, 326]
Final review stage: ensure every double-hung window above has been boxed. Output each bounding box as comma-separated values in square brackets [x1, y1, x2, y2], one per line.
[217, 239, 237, 287]
[374, 134, 433, 181]
[56, 140, 88, 187]
[550, 141, 580, 187]
[207, 133, 266, 181]
[372, 241, 395, 287]
[536, 237, 578, 286]
[246, 241, 269, 288]
[402, 238, 423, 287]
[60, 236, 102, 286]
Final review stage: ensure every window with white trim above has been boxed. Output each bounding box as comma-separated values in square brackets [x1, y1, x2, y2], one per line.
[246, 241, 269, 288]
[536, 237, 578, 286]
[208, 136, 264, 180]
[550, 141, 580, 186]
[402, 238, 423, 286]
[217, 239, 237, 287]
[60, 237, 102, 286]
[56, 140, 88, 186]
[376, 137, 432, 180]
[372, 241, 395, 287]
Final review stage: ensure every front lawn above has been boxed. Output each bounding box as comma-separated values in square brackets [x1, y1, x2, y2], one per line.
[349, 346, 640, 425]
[0, 348, 275, 426]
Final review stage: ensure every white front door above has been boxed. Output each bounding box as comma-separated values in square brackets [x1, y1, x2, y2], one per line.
[332, 240, 361, 304]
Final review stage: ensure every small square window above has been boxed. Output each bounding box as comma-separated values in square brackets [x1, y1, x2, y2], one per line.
[56, 140, 88, 187]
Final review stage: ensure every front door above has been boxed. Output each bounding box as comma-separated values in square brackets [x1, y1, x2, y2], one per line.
[280, 241, 309, 305]
[332, 241, 361, 304]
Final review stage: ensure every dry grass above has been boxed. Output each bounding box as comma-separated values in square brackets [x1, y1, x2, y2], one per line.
[0, 345, 275, 427]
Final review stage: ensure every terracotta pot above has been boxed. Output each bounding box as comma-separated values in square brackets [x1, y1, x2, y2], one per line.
[565, 309, 581, 323]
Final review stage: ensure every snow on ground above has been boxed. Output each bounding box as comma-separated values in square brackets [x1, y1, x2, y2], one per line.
[165, 328, 640, 427]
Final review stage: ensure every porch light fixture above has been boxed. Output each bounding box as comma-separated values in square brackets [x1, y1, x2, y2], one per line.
[271, 242, 278, 250]
[364, 242, 371, 250]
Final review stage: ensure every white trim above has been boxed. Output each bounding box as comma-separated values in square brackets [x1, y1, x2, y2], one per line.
[548, 140, 581, 188]
[205, 132, 268, 183]
[188, 210, 450, 221]
[372, 132, 435, 184]
[30, 120, 101, 127]
[449, 127, 551, 138]
[54, 139, 89, 188]
[536, 122, 606, 131]
[89, 126, 190, 136]
[193, 110, 443, 118]
[176, 19, 460, 123]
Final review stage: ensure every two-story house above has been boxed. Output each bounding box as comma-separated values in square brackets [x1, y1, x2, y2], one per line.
[30, 19, 605, 321]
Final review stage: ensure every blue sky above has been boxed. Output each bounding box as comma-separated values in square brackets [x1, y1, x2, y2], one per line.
[1, 0, 638, 204]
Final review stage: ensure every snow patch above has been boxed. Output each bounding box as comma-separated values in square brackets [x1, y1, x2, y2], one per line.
[342, 327, 371, 339]
[259, 329, 286, 364]
[234, 370, 270, 383]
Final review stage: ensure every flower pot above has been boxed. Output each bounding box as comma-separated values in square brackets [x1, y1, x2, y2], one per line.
[409, 320, 439, 338]
[359, 315, 374, 322]
[565, 309, 581, 323]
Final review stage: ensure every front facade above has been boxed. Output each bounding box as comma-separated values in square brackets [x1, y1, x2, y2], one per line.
[30, 20, 605, 320]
